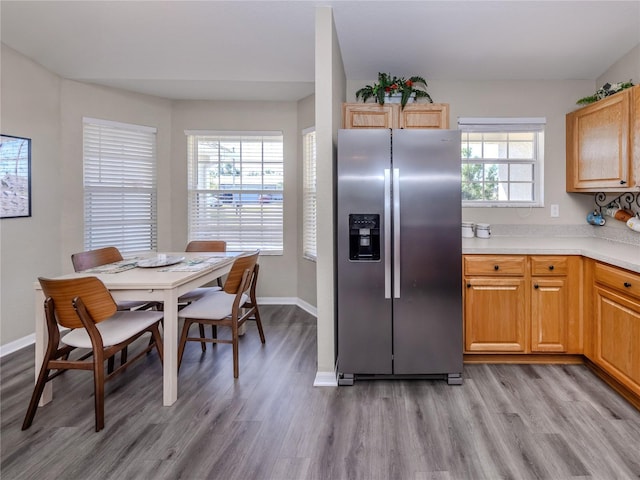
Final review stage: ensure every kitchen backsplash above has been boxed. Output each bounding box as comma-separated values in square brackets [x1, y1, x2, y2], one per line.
[490, 224, 640, 246]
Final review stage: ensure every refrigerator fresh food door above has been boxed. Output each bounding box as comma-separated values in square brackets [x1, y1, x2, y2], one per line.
[391, 129, 463, 375]
[337, 129, 393, 375]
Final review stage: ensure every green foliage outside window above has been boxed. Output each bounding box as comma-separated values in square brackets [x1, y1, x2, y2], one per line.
[461, 146, 498, 201]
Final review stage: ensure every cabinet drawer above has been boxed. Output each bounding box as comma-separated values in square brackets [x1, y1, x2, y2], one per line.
[464, 256, 526, 276]
[530, 256, 568, 276]
[595, 263, 640, 300]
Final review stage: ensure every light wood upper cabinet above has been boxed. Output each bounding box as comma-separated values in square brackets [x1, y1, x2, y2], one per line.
[566, 85, 640, 192]
[343, 103, 449, 129]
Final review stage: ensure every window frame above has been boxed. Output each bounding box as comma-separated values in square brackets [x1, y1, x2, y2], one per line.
[186, 130, 284, 255]
[302, 127, 317, 261]
[82, 117, 158, 254]
[458, 117, 545, 208]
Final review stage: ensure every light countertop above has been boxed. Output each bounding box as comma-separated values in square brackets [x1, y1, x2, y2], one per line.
[463, 236, 640, 274]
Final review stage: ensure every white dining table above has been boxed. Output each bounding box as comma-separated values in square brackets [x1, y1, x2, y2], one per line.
[33, 251, 242, 407]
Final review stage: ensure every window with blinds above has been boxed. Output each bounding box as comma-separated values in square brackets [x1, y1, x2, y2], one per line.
[302, 128, 317, 260]
[458, 117, 545, 207]
[186, 131, 284, 254]
[83, 118, 157, 254]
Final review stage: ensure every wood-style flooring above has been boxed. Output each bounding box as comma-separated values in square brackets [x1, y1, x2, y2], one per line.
[1, 305, 639, 479]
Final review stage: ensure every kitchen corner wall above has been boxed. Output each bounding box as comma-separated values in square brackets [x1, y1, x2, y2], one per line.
[344, 78, 598, 226]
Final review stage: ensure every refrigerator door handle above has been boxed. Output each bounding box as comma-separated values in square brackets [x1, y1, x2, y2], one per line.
[393, 168, 401, 298]
[384, 168, 391, 299]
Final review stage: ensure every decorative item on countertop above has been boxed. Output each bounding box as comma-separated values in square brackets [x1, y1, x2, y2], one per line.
[602, 205, 635, 222]
[627, 214, 640, 233]
[576, 80, 634, 105]
[462, 222, 475, 238]
[355, 72, 433, 109]
[476, 223, 491, 238]
[586, 211, 606, 226]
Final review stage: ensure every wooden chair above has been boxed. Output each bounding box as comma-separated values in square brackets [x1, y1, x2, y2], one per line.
[23, 276, 164, 432]
[71, 247, 157, 311]
[180, 240, 227, 299]
[177, 251, 264, 377]
[179, 241, 228, 351]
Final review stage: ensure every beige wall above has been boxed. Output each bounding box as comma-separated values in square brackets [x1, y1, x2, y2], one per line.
[170, 100, 300, 298]
[315, 6, 346, 376]
[0, 47, 305, 348]
[296, 94, 317, 307]
[598, 43, 640, 86]
[1, 45, 62, 345]
[59, 80, 173, 265]
[345, 78, 596, 225]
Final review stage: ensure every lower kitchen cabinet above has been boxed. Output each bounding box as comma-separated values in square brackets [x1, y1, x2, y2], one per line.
[464, 256, 527, 352]
[591, 261, 640, 397]
[464, 255, 582, 355]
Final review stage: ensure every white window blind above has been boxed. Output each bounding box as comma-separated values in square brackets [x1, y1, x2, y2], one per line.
[83, 118, 157, 253]
[302, 127, 317, 261]
[458, 117, 545, 207]
[186, 131, 284, 254]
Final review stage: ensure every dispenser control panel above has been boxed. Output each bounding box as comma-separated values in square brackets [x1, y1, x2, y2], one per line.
[348, 214, 381, 261]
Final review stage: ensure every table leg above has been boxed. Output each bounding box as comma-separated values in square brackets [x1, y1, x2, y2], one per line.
[35, 291, 52, 406]
[162, 289, 179, 406]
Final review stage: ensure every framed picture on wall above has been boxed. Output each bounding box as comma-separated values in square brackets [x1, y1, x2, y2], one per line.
[1, 134, 32, 218]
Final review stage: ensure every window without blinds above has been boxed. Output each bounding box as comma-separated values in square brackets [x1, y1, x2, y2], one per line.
[458, 118, 545, 207]
[83, 118, 157, 253]
[187, 132, 284, 254]
[302, 128, 317, 260]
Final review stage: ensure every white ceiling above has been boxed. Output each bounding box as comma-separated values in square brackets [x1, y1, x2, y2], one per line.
[1, 1, 639, 102]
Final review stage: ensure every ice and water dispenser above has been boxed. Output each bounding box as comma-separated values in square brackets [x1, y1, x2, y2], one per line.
[348, 214, 380, 261]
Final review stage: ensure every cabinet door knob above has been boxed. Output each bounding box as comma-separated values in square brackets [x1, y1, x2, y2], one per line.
[466, 283, 471, 288]
[548, 265, 554, 270]
[534, 284, 539, 289]
[620, 180, 627, 185]
[494, 265, 499, 270]
[624, 282, 632, 288]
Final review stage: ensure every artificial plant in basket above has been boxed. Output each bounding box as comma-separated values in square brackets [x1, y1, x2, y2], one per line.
[355, 72, 433, 109]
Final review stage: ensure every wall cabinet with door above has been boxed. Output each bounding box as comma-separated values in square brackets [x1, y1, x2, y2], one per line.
[566, 85, 640, 192]
[588, 260, 640, 400]
[463, 255, 582, 355]
[342, 103, 449, 129]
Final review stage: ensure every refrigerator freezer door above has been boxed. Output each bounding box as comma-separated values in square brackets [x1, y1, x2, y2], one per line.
[337, 129, 393, 375]
[391, 129, 463, 375]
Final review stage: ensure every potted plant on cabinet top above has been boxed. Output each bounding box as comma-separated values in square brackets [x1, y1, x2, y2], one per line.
[355, 72, 433, 109]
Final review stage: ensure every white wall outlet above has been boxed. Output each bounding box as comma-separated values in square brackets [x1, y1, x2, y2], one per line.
[550, 204, 560, 217]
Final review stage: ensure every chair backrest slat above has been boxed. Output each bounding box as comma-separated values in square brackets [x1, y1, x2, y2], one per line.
[185, 241, 227, 252]
[223, 251, 259, 295]
[71, 247, 123, 272]
[38, 277, 117, 329]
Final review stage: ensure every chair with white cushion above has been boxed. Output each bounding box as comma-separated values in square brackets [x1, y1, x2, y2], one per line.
[178, 240, 227, 352]
[177, 240, 227, 304]
[22, 276, 164, 432]
[177, 251, 264, 378]
[71, 247, 158, 311]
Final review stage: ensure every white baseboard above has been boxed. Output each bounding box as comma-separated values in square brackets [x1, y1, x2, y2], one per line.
[314, 370, 338, 387]
[0, 297, 318, 358]
[257, 296, 317, 317]
[0, 333, 35, 358]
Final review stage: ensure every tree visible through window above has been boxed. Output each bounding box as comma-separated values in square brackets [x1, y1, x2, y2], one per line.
[459, 118, 545, 207]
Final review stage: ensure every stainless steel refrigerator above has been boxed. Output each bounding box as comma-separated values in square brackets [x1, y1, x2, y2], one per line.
[336, 128, 463, 385]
